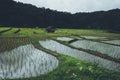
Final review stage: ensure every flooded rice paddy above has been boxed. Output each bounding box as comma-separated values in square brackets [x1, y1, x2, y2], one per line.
[81, 36, 106, 40]
[56, 37, 73, 41]
[39, 40, 120, 71]
[102, 40, 120, 45]
[70, 40, 120, 59]
[0, 36, 120, 79]
[0, 44, 59, 79]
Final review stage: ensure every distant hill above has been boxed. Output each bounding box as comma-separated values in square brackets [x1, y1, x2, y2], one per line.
[0, 0, 120, 32]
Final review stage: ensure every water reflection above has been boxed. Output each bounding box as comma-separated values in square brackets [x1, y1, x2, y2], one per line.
[81, 36, 106, 40]
[56, 37, 73, 41]
[70, 40, 120, 59]
[0, 44, 59, 79]
[102, 40, 120, 45]
[39, 40, 120, 71]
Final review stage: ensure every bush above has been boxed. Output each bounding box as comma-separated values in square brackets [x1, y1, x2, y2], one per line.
[45, 26, 56, 33]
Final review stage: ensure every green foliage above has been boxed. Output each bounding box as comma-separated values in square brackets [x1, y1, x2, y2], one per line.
[0, 0, 120, 32]
[0, 28, 12, 35]
[0, 28, 120, 38]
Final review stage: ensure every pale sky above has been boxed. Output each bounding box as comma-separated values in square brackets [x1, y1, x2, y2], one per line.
[14, 0, 120, 13]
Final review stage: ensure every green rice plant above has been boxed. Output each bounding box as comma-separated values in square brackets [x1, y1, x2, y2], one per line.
[1, 28, 19, 36]
[1, 27, 120, 39]
[0, 28, 12, 35]
[0, 37, 31, 52]
[0, 27, 9, 30]
[14, 29, 21, 34]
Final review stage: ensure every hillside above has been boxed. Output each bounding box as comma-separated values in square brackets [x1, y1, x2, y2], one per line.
[0, 0, 120, 32]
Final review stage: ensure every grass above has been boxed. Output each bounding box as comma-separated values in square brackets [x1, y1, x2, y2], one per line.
[0, 28, 12, 35]
[56, 29, 120, 38]
[0, 27, 120, 80]
[2, 28, 18, 36]
[0, 27, 9, 31]
[1, 28, 120, 39]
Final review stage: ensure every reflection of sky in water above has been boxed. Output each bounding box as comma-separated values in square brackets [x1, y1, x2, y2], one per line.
[0, 44, 58, 79]
[102, 40, 120, 45]
[39, 40, 120, 71]
[56, 37, 73, 41]
[71, 40, 120, 59]
[81, 36, 106, 40]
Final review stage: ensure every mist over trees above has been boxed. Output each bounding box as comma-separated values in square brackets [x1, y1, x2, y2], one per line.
[0, 0, 120, 32]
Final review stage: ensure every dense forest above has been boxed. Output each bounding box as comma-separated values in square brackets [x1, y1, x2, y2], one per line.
[0, 0, 120, 32]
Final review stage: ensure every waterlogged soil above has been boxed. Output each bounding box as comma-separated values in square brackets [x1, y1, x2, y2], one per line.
[39, 40, 120, 70]
[70, 40, 120, 59]
[102, 40, 120, 45]
[0, 44, 58, 79]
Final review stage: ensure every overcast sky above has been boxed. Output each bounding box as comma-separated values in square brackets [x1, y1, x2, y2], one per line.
[14, 0, 120, 13]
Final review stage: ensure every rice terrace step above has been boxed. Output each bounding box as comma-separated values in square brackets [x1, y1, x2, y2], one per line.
[39, 40, 120, 71]
[0, 38, 59, 79]
[0, 44, 58, 79]
[0, 28, 120, 80]
[70, 40, 120, 59]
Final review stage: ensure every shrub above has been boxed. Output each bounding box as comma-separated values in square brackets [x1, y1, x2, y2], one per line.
[45, 26, 56, 33]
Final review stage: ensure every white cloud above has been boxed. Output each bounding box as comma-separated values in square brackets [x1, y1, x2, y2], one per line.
[14, 0, 120, 13]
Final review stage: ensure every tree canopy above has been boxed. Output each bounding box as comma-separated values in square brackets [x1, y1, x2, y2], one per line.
[0, 0, 120, 32]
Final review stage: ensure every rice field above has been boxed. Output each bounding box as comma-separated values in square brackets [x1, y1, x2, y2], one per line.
[0, 44, 58, 79]
[0, 37, 59, 79]
[102, 40, 120, 45]
[0, 28, 12, 35]
[56, 37, 74, 41]
[39, 40, 120, 70]
[81, 36, 106, 40]
[70, 40, 120, 59]
[0, 27, 120, 80]
[0, 37, 30, 52]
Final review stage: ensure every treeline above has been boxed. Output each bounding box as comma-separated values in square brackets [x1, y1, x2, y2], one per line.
[0, 0, 120, 32]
